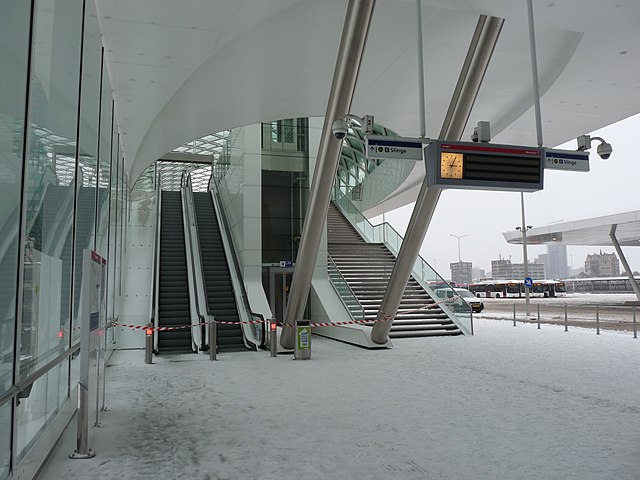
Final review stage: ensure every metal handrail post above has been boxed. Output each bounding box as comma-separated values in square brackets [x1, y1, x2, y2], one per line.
[633, 306, 637, 339]
[513, 303, 516, 326]
[564, 304, 568, 332]
[209, 318, 217, 361]
[596, 304, 600, 335]
[537, 304, 540, 329]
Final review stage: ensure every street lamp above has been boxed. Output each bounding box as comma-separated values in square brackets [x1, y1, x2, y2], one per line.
[450, 233, 468, 262]
[515, 192, 533, 316]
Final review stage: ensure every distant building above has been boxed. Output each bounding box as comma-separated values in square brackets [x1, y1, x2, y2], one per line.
[491, 256, 545, 279]
[511, 262, 545, 279]
[472, 267, 486, 281]
[450, 261, 473, 285]
[585, 251, 620, 277]
[536, 245, 570, 279]
[491, 258, 513, 279]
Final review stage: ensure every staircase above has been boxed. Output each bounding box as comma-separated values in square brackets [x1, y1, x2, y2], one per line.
[158, 191, 193, 353]
[192, 192, 245, 352]
[327, 203, 461, 338]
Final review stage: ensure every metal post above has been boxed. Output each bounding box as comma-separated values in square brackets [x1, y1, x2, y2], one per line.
[281, 0, 377, 349]
[564, 304, 568, 332]
[537, 303, 540, 329]
[513, 303, 516, 326]
[633, 306, 637, 339]
[520, 193, 531, 316]
[596, 304, 600, 335]
[209, 319, 217, 361]
[144, 323, 153, 364]
[416, 0, 426, 138]
[270, 317, 278, 357]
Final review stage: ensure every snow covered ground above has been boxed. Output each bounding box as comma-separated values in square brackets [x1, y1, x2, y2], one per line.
[40, 318, 640, 480]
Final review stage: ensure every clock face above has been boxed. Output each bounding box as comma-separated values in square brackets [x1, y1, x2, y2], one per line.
[440, 152, 464, 179]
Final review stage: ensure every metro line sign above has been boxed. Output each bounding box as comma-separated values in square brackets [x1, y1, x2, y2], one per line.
[366, 135, 424, 161]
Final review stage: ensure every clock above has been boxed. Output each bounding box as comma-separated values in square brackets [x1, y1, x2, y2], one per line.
[440, 152, 463, 179]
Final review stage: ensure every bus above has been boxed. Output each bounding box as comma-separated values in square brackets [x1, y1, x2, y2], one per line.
[468, 280, 566, 298]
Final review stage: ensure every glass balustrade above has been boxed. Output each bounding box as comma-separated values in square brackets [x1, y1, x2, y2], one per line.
[327, 255, 366, 322]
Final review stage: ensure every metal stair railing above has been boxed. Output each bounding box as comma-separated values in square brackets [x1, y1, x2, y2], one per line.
[332, 187, 473, 335]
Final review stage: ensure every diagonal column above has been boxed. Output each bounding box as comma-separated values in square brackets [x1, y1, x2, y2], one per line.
[280, 0, 376, 349]
[610, 224, 640, 301]
[371, 14, 504, 344]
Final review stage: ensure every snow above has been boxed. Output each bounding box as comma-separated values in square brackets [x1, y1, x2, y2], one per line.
[41, 319, 640, 480]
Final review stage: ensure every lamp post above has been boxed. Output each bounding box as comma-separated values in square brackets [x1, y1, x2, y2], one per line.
[515, 192, 532, 316]
[450, 233, 468, 262]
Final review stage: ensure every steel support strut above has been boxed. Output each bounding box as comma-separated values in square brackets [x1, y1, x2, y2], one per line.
[280, 0, 376, 349]
[371, 15, 504, 344]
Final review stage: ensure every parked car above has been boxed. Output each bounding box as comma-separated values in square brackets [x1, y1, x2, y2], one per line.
[434, 287, 485, 313]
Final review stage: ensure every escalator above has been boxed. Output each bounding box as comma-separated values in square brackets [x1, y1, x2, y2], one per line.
[157, 191, 193, 353]
[192, 192, 245, 352]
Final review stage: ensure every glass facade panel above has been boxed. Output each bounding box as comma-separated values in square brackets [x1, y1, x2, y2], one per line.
[71, 0, 101, 337]
[0, 0, 31, 397]
[0, 401, 10, 479]
[16, 361, 67, 460]
[21, 0, 84, 379]
[96, 59, 112, 258]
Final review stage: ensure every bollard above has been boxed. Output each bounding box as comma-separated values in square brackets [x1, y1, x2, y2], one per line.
[294, 320, 311, 360]
[144, 324, 153, 364]
[270, 318, 278, 358]
[596, 304, 600, 335]
[513, 303, 516, 327]
[634, 306, 637, 339]
[209, 319, 217, 361]
[537, 304, 540, 329]
[564, 304, 568, 332]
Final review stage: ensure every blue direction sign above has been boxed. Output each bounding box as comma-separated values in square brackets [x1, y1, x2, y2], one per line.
[544, 148, 590, 172]
[524, 277, 533, 288]
[366, 135, 423, 161]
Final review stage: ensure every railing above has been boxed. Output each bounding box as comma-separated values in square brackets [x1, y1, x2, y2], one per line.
[332, 187, 473, 335]
[327, 255, 366, 322]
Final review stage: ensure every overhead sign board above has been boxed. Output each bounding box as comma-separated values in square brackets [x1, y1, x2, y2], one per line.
[544, 148, 590, 172]
[366, 135, 423, 161]
[424, 140, 544, 192]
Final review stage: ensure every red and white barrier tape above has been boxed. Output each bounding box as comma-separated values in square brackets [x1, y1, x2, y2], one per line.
[114, 294, 462, 332]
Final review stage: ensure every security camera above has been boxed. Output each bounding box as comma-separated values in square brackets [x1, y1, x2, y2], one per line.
[331, 119, 349, 140]
[596, 141, 612, 159]
[576, 134, 612, 159]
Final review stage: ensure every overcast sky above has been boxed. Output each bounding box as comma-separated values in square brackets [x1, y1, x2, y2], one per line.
[373, 113, 640, 279]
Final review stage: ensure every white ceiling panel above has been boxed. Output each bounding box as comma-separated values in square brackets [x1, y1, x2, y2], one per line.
[91, 0, 640, 190]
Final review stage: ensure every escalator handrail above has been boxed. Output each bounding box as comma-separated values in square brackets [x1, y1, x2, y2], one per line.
[181, 172, 207, 351]
[151, 171, 162, 351]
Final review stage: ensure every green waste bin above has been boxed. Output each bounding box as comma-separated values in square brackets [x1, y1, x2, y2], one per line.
[294, 320, 311, 360]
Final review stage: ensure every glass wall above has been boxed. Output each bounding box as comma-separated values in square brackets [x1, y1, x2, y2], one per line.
[0, 0, 32, 399]
[20, 0, 84, 380]
[71, 0, 101, 335]
[0, 0, 122, 476]
[261, 118, 309, 264]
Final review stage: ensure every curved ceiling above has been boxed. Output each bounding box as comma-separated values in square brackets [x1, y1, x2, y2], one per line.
[95, 0, 640, 195]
